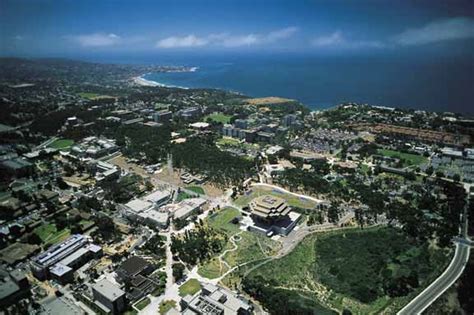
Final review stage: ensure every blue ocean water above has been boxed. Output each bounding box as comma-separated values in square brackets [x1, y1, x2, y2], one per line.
[135, 54, 473, 114]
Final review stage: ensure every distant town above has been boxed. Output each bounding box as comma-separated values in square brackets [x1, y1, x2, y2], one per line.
[0, 58, 473, 315]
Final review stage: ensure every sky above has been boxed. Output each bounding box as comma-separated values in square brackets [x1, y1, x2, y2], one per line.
[1, 0, 473, 58]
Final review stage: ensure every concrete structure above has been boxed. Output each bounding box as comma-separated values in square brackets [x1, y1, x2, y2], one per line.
[153, 110, 172, 123]
[122, 189, 172, 228]
[181, 283, 252, 315]
[173, 198, 207, 221]
[31, 234, 101, 282]
[249, 195, 291, 221]
[0, 269, 29, 308]
[248, 195, 300, 236]
[179, 107, 201, 119]
[190, 122, 210, 130]
[92, 279, 126, 315]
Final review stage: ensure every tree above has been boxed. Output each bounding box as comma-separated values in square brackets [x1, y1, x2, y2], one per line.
[27, 233, 42, 245]
[172, 263, 185, 281]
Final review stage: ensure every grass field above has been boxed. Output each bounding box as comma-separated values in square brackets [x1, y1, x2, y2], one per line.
[78, 92, 101, 99]
[159, 300, 177, 314]
[198, 207, 280, 279]
[235, 186, 317, 209]
[176, 191, 194, 202]
[377, 149, 427, 166]
[247, 227, 452, 314]
[179, 279, 201, 297]
[204, 113, 232, 124]
[185, 186, 205, 195]
[34, 224, 71, 245]
[198, 257, 229, 279]
[207, 207, 241, 235]
[245, 97, 294, 105]
[48, 138, 74, 149]
[223, 232, 279, 267]
[134, 297, 150, 310]
[216, 137, 241, 146]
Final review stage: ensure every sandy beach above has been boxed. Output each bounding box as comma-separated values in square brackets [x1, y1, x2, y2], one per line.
[132, 76, 162, 87]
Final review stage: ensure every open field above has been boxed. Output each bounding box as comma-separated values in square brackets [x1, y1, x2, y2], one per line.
[246, 227, 452, 314]
[223, 232, 280, 267]
[377, 149, 427, 166]
[185, 185, 205, 195]
[34, 223, 71, 245]
[234, 186, 318, 209]
[179, 279, 201, 297]
[48, 138, 74, 149]
[198, 207, 280, 279]
[77, 92, 114, 100]
[216, 137, 241, 146]
[207, 207, 241, 235]
[204, 113, 232, 124]
[198, 257, 229, 279]
[245, 97, 295, 105]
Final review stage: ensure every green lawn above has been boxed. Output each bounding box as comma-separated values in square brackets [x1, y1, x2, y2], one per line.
[185, 186, 205, 195]
[198, 257, 229, 279]
[176, 191, 194, 202]
[235, 187, 317, 209]
[179, 279, 201, 297]
[207, 207, 241, 235]
[48, 139, 74, 149]
[247, 227, 452, 314]
[205, 113, 232, 124]
[159, 300, 177, 315]
[78, 92, 101, 99]
[216, 137, 241, 146]
[223, 231, 280, 267]
[377, 149, 427, 166]
[34, 224, 71, 245]
[134, 297, 150, 310]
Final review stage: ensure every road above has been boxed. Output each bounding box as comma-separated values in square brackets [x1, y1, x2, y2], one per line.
[397, 242, 470, 315]
[398, 183, 472, 315]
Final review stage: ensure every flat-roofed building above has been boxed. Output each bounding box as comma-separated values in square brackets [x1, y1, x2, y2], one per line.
[92, 279, 126, 315]
[31, 234, 101, 281]
[173, 198, 207, 221]
[181, 283, 252, 315]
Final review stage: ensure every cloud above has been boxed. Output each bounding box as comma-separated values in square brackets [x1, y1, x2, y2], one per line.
[266, 26, 299, 42]
[221, 34, 259, 47]
[71, 33, 121, 47]
[394, 17, 474, 46]
[156, 34, 208, 48]
[14, 35, 24, 41]
[311, 31, 384, 49]
[311, 31, 344, 47]
[155, 27, 298, 49]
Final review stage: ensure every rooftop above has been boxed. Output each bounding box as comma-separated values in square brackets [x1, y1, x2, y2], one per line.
[92, 279, 125, 302]
[249, 195, 291, 220]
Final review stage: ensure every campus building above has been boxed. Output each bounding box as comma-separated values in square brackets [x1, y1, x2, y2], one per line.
[247, 195, 301, 236]
[31, 234, 102, 283]
[92, 279, 126, 315]
[181, 283, 253, 315]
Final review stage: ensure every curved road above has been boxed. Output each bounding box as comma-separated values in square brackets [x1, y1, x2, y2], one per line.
[397, 242, 470, 315]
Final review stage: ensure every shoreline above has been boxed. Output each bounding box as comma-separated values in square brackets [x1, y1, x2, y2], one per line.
[133, 73, 189, 89]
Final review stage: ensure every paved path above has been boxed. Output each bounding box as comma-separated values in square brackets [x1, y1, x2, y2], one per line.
[397, 242, 471, 315]
[251, 182, 324, 203]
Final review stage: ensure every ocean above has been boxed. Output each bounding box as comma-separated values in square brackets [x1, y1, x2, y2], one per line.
[94, 53, 474, 114]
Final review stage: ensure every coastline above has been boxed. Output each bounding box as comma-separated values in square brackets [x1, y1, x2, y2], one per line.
[133, 73, 190, 89]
